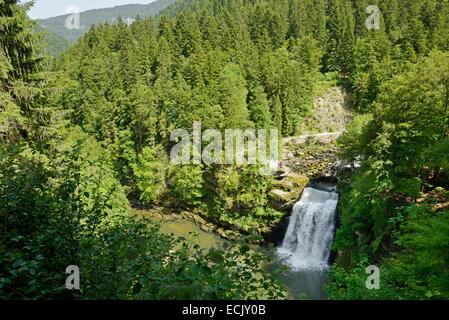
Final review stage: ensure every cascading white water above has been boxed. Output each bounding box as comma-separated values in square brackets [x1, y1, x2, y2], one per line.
[277, 187, 339, 271]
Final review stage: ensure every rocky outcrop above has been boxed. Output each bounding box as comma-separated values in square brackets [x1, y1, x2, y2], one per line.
[301, 86, 352, 134]
[268, 173, 309, 211]
[282, 141, 341, 178]
[180, 210, 241, 241]
[279, 86, 351, 179]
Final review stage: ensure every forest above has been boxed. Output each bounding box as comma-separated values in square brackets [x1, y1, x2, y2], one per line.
[1, 0, 449, 300]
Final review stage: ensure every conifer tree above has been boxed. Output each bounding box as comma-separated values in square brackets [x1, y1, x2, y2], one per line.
[219, 63, 251, 129]
[0, 0, 46, 145]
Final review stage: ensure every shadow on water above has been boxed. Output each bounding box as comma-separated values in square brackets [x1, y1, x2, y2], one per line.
[264, 255, 328, 300]
[280, 268, 328, 300]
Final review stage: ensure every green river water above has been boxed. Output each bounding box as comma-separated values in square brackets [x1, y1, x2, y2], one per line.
[149, 214, 227, 249]
[136, 210, 326, 300]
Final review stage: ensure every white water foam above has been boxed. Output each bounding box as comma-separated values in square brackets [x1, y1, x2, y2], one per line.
[277, 187, 339, 271]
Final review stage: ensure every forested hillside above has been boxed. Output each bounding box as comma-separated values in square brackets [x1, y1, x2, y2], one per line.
[0, 0, 283, 300]
[1, 0, 449, 300]
[37, 0, 176, 53]
[36, 25, 70, 56]
[53, 0, 327, 236]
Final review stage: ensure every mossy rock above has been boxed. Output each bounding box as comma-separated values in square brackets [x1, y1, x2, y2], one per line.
[268, 189, 292, 203]
[286, 174, 310, 190]
[273, 179, 294, 190]
[268, 188, 303, 204]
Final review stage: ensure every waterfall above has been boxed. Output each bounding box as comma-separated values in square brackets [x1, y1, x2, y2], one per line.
[277, 187, 339, 271]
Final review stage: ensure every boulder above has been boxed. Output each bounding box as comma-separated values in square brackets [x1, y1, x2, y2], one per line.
[216, 228, 228, 239]
[200, 223, 216, 233]
[269, 174, 309, 211]
[285, 173, 310, 190]
[268, 189, 292, 203]
[273, 179, 294, 190]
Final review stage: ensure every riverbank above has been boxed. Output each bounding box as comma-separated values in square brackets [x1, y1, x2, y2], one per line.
[132, 206, 321, 300]
[132, 207, 228, 249]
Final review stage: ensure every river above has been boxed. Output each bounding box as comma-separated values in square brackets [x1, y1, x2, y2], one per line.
[133, 209, 228, 249]
[134, 183, 338, 301]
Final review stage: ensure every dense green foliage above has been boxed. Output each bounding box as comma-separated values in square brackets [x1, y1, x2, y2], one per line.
[328, 51, 449, 299]
[212, 165, 283, 233]
[52, 0, 326, 232]
[324, 0, 449, 301]
[171, 165, 206, 206]
[132, 145, 169, 204]
[36, 25, 70, 57]
[2, 0, 449, 300]
[1, 0, 284, 300]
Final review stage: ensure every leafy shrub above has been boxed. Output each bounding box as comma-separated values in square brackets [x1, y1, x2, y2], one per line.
[132, 145, 168, 204]
[171, 165, 206, 206]
[213, 165, 283, 233]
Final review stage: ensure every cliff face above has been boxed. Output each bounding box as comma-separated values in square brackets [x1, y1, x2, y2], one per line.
[301, 86, 352, 135]
[267, 86, 352, 211]
[280, 86, 352, 179]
